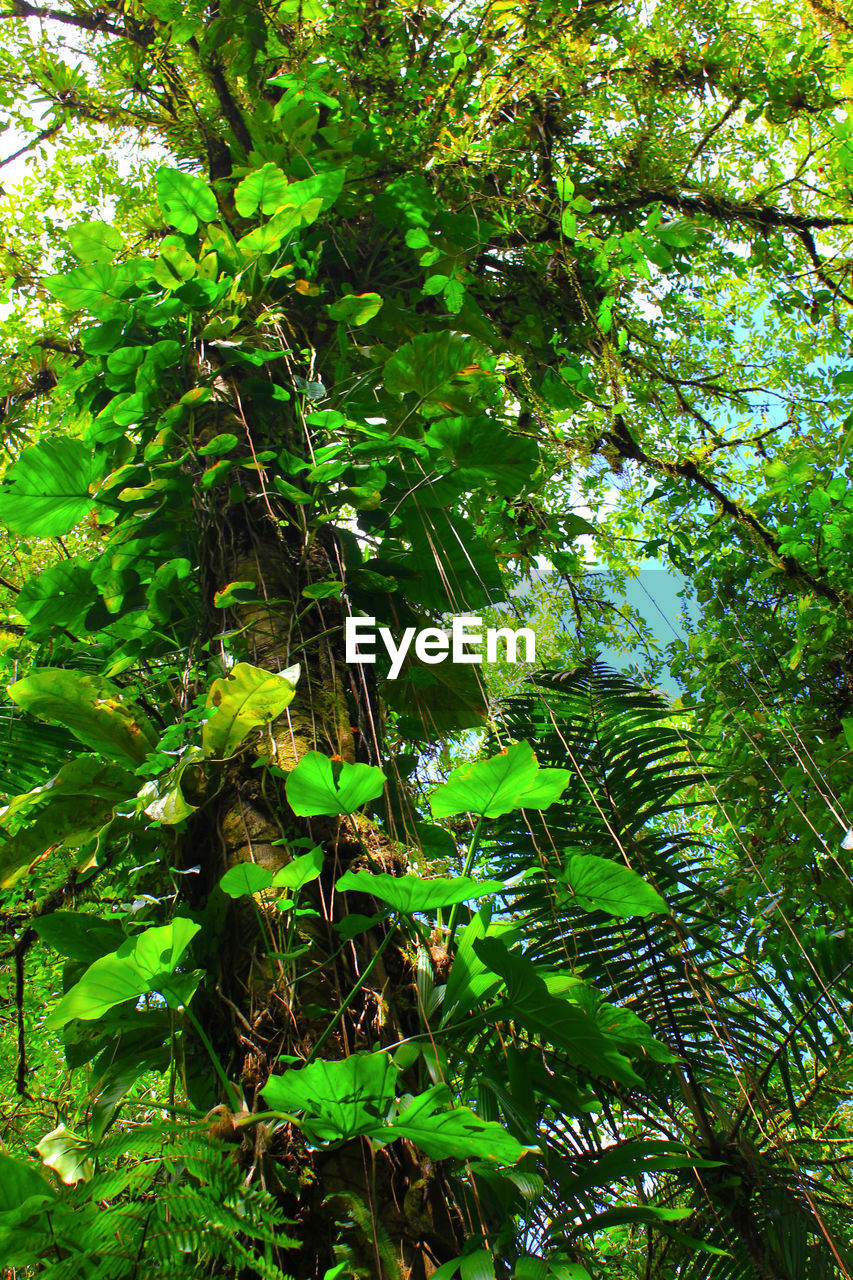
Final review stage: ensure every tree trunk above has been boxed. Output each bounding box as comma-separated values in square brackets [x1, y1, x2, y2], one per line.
[185, 406, 467, 1275]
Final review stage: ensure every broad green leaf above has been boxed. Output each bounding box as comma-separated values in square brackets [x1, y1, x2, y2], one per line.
[384, 332, 493, 412]
[156, 166, 219, 232]
[425, 417, 539, 497]
[9, 670, 158, 767]
[234, 162, 290, 216]
[335, 870, 502, 913]
[379, 1083, 527, 1164]
[237, 200, 321, 257]
[327, 292, 383, 325]
[46, 918, 201, 1028]
[0, 1154, 55, 1212]
[461, 1253, 496, 1280]
[31, 911, 126, 965]
[0, 438, 98, 535]
[442, 906, 499, 1017]
[262, 1051, 398, 1142]
[283, 167, 346, 211]
[220, 862, 274, 896]
[35, 1124, 94, 1185]
[285, 751, 385, 816]
[44, 260, 152, 318]
[139, 777, 197, 825]
[555, 854, 667, 917]
[212, 579, 257, 606]
[0, 755, 136, 824]
[68, 219, 123, 264]
[474, 938, 642, 1086]
[431, 741, 570, 818]
[203, 662, 300, 758]
[199, 434, 240, 458]
[0, 799, 116, 887]
[272, 845, 324, 890]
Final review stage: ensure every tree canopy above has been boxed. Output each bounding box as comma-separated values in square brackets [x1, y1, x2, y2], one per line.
[0, 0, 852, 1277]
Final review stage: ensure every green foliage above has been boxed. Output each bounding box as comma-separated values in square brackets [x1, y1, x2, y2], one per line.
[285, 750, 386, 815]
[0, 0, 851, 1274]
[431, 741, 571, 818]
[0, 439, 98, 535]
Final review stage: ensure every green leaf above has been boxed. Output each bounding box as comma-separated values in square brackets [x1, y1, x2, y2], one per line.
[31, 911, 126, 965]
[35, 1124, 94, 1185]
[379, 1083, 527, 1164]
[285, 751, 385, 816]
[220, 862, 274, 896]
[234, 162, 290, 216]
[327, 292, 384, 325]
[555, 854, 667, 917]
[199, 433, 240, 457]
[9, 670, 158, 767]
[431, 741, 570, 818]
[0, 438, 98, 535]
[272, 845, 324, 890]
[0, 1154, 55, 1212]
[203, 662, 300, 758]
[384, 332, 493, 412]
[474, 938, 642, 1086]
[156, 166, 219, 232]
[44, 260, 153, 319]
[262, 1051, 398, 1142]
[461, 1253, 496, 1280]
[335, 870, 502, 913]
[46, 918, 201, 1028]
[0, 795, 118, 886]
[282, 167, 346, 211]
[0, 755, 136, 825]
[17, 559, 98, 636]
[68, 219, 123, 264]
[425, 417, 539, 497]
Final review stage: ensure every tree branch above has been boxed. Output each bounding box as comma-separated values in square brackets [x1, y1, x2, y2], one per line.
[607, 414, 853, 614]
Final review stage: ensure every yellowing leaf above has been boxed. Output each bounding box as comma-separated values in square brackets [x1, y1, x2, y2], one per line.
[203, 662, 300, 758]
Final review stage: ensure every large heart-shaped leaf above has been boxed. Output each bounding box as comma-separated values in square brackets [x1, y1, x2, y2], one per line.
[384, 332, 494, 412]
[46, 918, 201, 1029]
[273, 845, 324, 890]
[17, 559, 99, 636]
[285, 751, 385, 816]
[0, 1153, 55, 1212]
[335, 870, 502, 914]
[234, 162, 290, 216]
[156, 166, 219, 233]
[203, 662, 300, 758]
[31, 910, 127, 965]
[262, 1051, 398, 1142]
[68, 219, 123, 264]
[327, 292, 383, 325]
[44, 260, 152, 318]
[431, 741, 570, 819]
[219, 862, 274, 897]
[0, 439, 98, 535]
[35, 1124, 94, 1185]
[9, 669, 158, 767]
[555, 854, 667, 917]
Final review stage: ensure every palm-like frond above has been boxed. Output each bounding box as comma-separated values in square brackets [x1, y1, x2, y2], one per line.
[443, 663, 853, 1277]
[0, 704, 75, 798]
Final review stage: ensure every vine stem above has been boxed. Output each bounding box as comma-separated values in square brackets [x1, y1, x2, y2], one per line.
[446, 815, 484, 950]
[305, 924, 397, 1065]
[184, 1005, 242, 1110]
